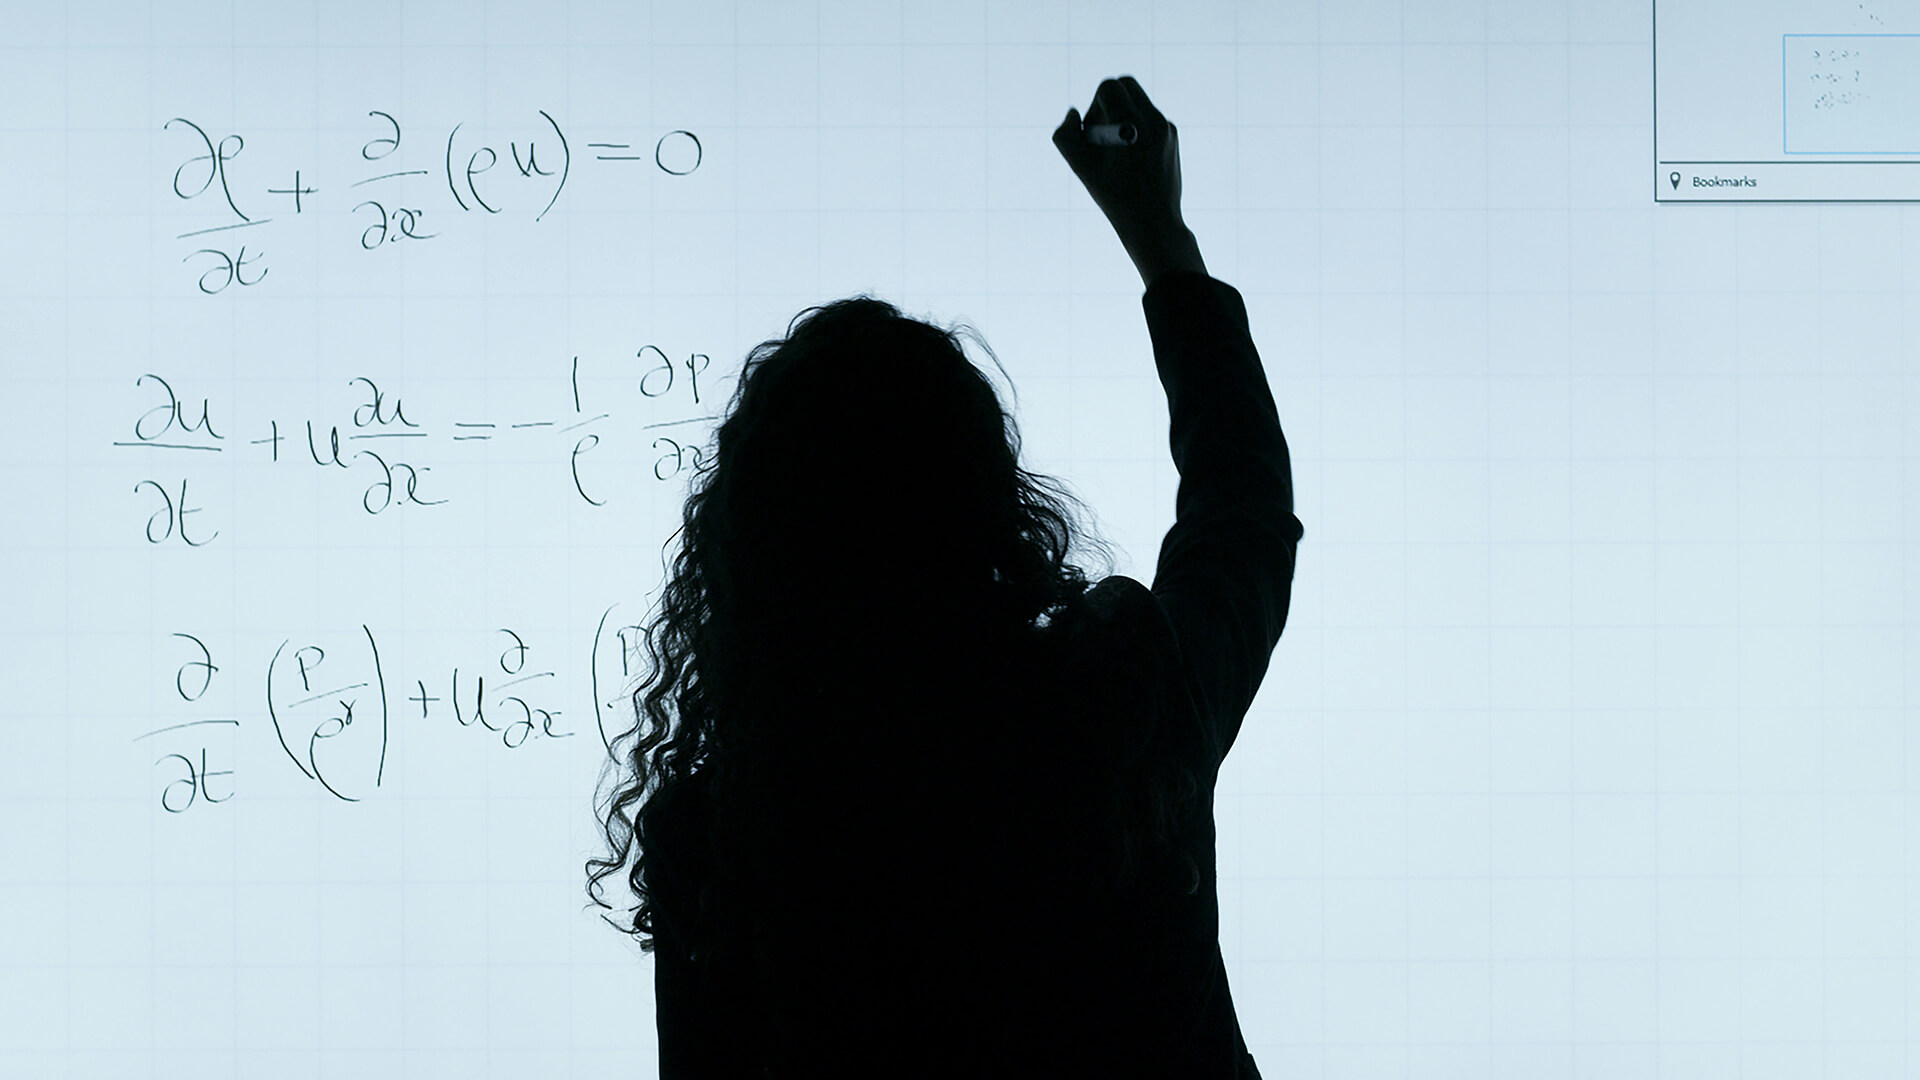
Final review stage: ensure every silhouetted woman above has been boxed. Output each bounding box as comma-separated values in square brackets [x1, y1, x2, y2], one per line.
[587, 76, 1304, 1079]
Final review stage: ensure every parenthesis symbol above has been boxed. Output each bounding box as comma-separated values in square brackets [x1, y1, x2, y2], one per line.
[366, 624, 389, 787]
[446, 122, 468, 211]
[537, 109, 569, 222]
[267, 639, 316, 780]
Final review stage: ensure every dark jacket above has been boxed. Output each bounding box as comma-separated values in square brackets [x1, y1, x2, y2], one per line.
[648, 271, 1304, 1078]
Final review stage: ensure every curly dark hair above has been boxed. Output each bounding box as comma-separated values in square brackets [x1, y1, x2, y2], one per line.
[583, 295, 1203, 966]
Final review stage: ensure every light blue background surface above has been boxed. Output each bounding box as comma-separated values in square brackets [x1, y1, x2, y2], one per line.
[4, 1, 1916, 1077]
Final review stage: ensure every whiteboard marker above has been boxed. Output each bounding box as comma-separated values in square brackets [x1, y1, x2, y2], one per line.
[1085, 122, 1137, 147]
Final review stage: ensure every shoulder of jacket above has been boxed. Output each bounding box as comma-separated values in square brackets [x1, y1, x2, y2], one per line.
[1046, 577, 1184, 705]
[1073, 574, 1150, 621]
[1076, 576, 1178, 649]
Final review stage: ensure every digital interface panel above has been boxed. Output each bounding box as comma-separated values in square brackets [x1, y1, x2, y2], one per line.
[1656, 0, 1920, 199]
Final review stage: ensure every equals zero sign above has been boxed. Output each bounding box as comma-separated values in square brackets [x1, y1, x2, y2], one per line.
[589, 142, 641, 161]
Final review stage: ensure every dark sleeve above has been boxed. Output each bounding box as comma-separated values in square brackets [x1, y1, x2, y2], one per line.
[654, 937, 709, 1080]
[654, 941, 758, 1080]
[649, 786, 750, 1080]
[1141, 271, 1304, 774]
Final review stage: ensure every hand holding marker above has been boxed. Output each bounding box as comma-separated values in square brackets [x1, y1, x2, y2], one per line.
[1053, 76, 1206, 287]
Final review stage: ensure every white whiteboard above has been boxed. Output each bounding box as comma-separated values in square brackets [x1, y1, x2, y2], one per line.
[6, 1, 1914, 1077]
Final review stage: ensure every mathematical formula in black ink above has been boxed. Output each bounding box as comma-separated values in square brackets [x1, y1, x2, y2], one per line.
[114, 347, 721, 545]
[137, 614, 663, 812]
[165, 109, 702, 294]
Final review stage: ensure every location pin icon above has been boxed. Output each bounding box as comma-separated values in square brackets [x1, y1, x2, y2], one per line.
[1669, 171, 1681, 190]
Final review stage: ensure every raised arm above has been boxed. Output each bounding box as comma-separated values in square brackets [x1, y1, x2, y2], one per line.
[1142, 271, 1303, 771]
[1055, 76, 1304, 773]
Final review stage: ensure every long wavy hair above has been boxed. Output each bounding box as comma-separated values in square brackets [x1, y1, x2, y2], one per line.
[584, 295, 1203, 969]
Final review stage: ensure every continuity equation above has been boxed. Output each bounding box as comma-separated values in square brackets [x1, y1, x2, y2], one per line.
[138, 609, 652, 813]
[164, 108, 703, 294]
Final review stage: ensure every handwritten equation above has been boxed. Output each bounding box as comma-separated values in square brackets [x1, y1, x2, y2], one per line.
[113, 346, 720, 545]
[1784, 34, 1920, 154]
[1804, 46, 1867, 111]
[165, 109, 703, 294]
[138, 608, 648, 812]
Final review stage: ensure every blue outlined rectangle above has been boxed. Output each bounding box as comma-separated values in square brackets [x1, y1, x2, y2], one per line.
[1783, 34, 1920, 154]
